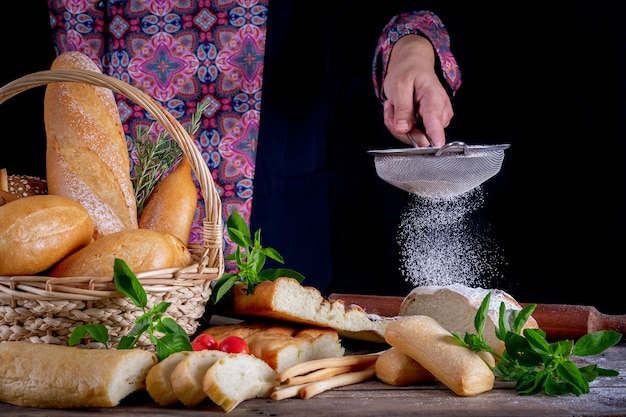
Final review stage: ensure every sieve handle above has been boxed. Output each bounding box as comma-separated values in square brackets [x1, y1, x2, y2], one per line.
[435, 141, 467, 156]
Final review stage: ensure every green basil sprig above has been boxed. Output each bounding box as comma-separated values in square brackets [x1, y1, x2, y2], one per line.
[452, 292, 622, 396]
[209, 210, 305, 305]
[68, 258, 192, 361]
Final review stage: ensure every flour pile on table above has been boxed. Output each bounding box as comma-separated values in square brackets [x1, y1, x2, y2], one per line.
[397, 187, 504, 288]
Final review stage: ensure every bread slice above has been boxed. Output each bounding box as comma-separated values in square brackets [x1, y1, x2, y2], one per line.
[399, 283, 538, 354]
[145, 350, 192, 406]
[228, 278, 394, 343]
[0, 341, 156, 408]
[169, 349, 227, 407]
[203, 353, 277, 412]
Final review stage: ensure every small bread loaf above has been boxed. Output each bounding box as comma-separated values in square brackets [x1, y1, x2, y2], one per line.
[169, 349, 227, 408]
[399, 283, 538, 354]
[44, 51, 138, 239]
[0, 194, 93, 275]
[385, 315, 495, 396]
[203, 353, 277, 413]
[375, 347, 436, 386]
[228, 277, 393, 343]
[200, 321, 345, 373]
[49, 228, 191, 277]
[0, 341, 157, 408]
[138, 155, 197, 245]
[146, 350, 192, 406]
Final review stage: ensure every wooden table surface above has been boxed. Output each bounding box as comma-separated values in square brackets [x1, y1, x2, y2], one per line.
[1, 340, 625, 417]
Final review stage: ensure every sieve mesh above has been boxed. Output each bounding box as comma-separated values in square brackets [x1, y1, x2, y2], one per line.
[369, 143, 509, 199]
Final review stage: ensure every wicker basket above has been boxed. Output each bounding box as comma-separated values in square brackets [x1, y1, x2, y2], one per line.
[0, 68, 224, 349]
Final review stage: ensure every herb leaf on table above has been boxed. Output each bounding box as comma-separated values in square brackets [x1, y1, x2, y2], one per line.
[452, 292, 622, 396]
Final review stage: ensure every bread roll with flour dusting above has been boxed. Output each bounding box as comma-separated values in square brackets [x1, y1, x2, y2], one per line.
[399, 283, 538, 355]
[44, 51, 138, 239]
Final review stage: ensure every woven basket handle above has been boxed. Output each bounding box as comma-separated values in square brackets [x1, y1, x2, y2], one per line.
[0, 68, 223, 270]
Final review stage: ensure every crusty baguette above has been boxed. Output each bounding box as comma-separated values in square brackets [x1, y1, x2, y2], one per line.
[228, 277, 394, 343]
[203, 353, 277, 413]
[170, 349, 227, 408]
[44, 51, 138, 239]
[399, 283, 538, 355]
[0, 194, 93, 275]
[0, 341, 157, 408]
[384, 315, 495, 396]
[145, 350, 192, 406]
[49, 228, 191, 277]
[138, 155, 197, 245]
[199, 321, 345, 373]
[375, 347, 436, 386]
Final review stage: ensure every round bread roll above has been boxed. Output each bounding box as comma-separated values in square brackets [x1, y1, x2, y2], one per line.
[0, 194, 93, 275]
[49, 229, 192, 277]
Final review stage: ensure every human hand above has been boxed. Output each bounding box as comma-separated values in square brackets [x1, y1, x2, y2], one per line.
[382, 35, 454, 147]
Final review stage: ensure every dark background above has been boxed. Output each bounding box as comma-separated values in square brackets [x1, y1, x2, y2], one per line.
[2, 1, 624, 314]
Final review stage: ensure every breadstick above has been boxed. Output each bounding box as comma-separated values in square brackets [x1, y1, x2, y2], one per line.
[299, 366, 376, 399]
[384, 315, 495, 396]
[270, 383, 310, 401]
[276, 354, 379, 382]
[286, 365, 352, 386]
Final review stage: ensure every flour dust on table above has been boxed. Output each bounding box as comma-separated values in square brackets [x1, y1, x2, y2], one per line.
[398, 187, 504, 288]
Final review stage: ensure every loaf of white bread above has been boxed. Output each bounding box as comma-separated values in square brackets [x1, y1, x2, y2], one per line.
[0, 341, 156, 408]
[0, 194, 93, 275]
[228, 277, 394, 343]
[49, 228, 192, 277]
[399, 283, 539, 354]
[198, 321, 345, 373]
[44, 51, 138, 239]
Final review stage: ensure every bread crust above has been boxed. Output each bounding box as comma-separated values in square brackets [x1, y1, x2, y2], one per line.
[385, 315, 494, 396]
[0, 195, 93, 275]
[138, 155, 197, 245]
[200, 321, 345, 373]
[375, 347, 436, 386]
[44, 51, 138, 239]
[399, 284, 538, 355]
[49, 229, 191, 277]
[0, 341, 157, 408]
[229, 277, 394, 343]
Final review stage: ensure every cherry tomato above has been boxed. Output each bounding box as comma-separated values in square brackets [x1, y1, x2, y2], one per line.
[191, 341, 207, 351]
[218, 335, 250, 354]
[193, 333, 219, 351]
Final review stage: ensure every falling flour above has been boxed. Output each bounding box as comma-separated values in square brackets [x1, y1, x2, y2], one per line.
[398, 187, 504, 288]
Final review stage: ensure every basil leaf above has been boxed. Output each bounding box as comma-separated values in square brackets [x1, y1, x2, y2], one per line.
[113, 258, 147, 308]
[68, 324, 109, 347]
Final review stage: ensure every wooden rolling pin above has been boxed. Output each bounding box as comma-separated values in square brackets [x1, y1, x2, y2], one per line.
[328, 293, 626, 341]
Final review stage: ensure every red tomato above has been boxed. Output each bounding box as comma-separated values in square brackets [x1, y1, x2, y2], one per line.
[193, 333, 219, 351]
[218, 335, 250, 354]
[191, 341, 207, 351]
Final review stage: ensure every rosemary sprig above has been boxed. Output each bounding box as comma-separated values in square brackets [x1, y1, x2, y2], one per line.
[132, 100, 209, 215]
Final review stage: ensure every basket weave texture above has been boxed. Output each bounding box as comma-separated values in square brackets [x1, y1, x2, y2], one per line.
[0, 69, 224, 349]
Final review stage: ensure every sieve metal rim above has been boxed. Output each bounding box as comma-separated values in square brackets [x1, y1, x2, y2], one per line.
[367, 142, 511, 157]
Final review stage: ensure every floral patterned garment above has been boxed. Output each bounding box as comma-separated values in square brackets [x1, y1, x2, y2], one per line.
[47, 1, 460, 259]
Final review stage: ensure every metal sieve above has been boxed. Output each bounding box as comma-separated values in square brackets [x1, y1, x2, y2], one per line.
[368, 141, 510, 199]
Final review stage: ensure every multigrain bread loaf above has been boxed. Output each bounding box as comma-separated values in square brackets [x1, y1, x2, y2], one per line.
[0, 194, 93, 275]
[138, 155, 197, 245]
[199, 321, 345, 373]
[399, 283, 538, 354]
[228, 278, 394, 343]
[203, 353, 277, 413]
[385, 315, 495, 396]
[49, 228, 191, 277]
[44, 51, 138, 239]
[0, 341, 157, 408]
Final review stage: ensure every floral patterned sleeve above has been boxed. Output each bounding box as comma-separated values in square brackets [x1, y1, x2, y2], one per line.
[373, 10, 461, 101]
